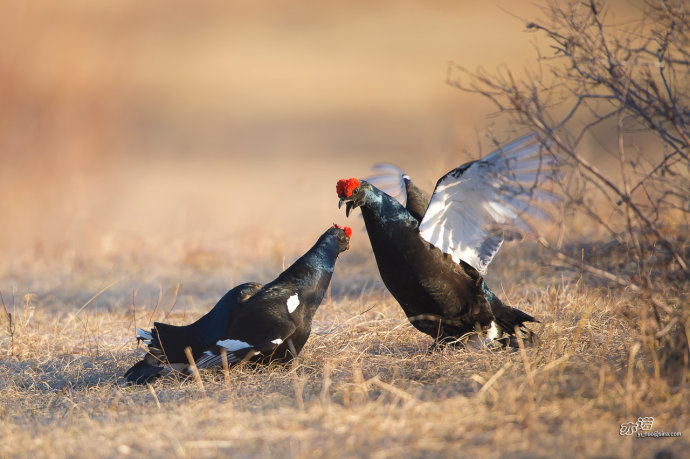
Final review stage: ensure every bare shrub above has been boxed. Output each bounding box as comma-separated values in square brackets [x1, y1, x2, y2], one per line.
[448, 0, 690, 370]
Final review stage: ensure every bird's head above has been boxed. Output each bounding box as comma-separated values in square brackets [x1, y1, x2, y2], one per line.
[330, 224, 352, 252]
[336, 178, 367, 217]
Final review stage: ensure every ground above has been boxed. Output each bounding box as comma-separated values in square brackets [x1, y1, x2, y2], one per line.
[0, 239, 687, 458]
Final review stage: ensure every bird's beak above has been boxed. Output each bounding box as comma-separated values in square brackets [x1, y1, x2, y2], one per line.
[338, 197, 355, 218]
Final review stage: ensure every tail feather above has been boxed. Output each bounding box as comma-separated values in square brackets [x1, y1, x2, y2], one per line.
[123, 359, 165, 385]
[492, 305, 539, 347]
[136, 328, 153, 343]
[482, 281, 538, 347]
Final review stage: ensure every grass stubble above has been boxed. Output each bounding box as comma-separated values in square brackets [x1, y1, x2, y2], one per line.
[0, 239, 687, 459]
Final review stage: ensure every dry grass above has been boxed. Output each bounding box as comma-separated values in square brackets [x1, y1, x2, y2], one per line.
[0, 239, 687, 459]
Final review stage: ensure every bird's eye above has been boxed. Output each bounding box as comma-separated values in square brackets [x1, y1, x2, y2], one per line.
[353, 188, 358, 194]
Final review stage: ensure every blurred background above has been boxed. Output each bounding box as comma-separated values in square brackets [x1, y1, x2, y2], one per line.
[0, 0, 641, 262]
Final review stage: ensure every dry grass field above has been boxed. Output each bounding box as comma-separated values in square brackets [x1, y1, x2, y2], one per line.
[0, 239, 687, 458]
[1, 0, 688, 458]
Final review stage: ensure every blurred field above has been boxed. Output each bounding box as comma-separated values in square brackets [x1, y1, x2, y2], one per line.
[0, 0, 570, 256]
[1, 0, 687, 458]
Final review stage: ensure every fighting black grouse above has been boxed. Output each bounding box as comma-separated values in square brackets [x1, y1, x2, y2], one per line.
[125, 224, 351, 384]
[337, 134, 558, 346]
[193, 224, 351, 371]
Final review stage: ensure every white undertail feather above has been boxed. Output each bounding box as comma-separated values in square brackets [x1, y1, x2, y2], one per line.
[486, 321, 500, 341]
[136, 328, 153, 344]
[286, 293, 300, 313]
[419, 133, 559, 274]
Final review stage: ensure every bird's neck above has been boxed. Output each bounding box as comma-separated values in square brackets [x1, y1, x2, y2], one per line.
[276, 235, 338, 318]
[280, 234, 339, 281]
[301, 237, 340, 273]
[361, 186, 418, 230]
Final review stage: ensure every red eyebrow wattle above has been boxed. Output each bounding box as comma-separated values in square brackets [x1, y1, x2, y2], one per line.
[336, 178, 360, 197]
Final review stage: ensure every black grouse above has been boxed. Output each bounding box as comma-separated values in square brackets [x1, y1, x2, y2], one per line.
[337, 134, 558, 347]
[125, 225, 351, 384]
[187, 225, 350, 373]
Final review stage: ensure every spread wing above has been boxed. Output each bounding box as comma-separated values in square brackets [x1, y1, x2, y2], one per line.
[419, 133, 559, 274]
[365, 163, 409, 207]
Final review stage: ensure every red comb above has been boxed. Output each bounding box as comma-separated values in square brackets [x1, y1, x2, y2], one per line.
[336, 178, 360, 198]
[332, 224, 353, 238]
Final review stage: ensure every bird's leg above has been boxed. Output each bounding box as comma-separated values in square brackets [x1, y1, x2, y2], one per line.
[287, 338, 299, 359]
[434, 319, 443, 342]
[426, 338, 450, 354]
[425, 319, 444, 354]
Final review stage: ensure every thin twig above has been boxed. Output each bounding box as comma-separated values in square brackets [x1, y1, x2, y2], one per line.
[365, 376, 417, 404]
[184, 346, 206, 396]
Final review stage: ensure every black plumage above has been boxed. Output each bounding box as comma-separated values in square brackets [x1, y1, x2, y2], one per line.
[338, 134, 558, 346]
[400, 176, 429, 222]
[124, 226, 350, 384]
[124, 282, 263, 384]
[365, 164, 428, 222]
[182, 225, 350, 373]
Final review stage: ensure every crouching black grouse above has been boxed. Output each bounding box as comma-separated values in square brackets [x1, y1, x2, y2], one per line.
[124, 224, 351, 384]
[337, 134, 558, 347]
[193, 224, 351, 370]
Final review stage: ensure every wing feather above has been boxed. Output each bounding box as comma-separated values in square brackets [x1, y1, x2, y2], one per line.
[419, 133, 559, 274]
[366, 163, 408, 207]
[194, 320, 296, 371]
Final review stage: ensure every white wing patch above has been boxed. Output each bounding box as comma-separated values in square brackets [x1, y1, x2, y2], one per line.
[365, 163, 408, 207]
[195, 347, 257, 369]
[194, 340, 259, 369]
[419, 134, 559, 274]
[286, 293, 300, 313]
[216, 339, 251, 352]
[271, 338, 283, 345]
